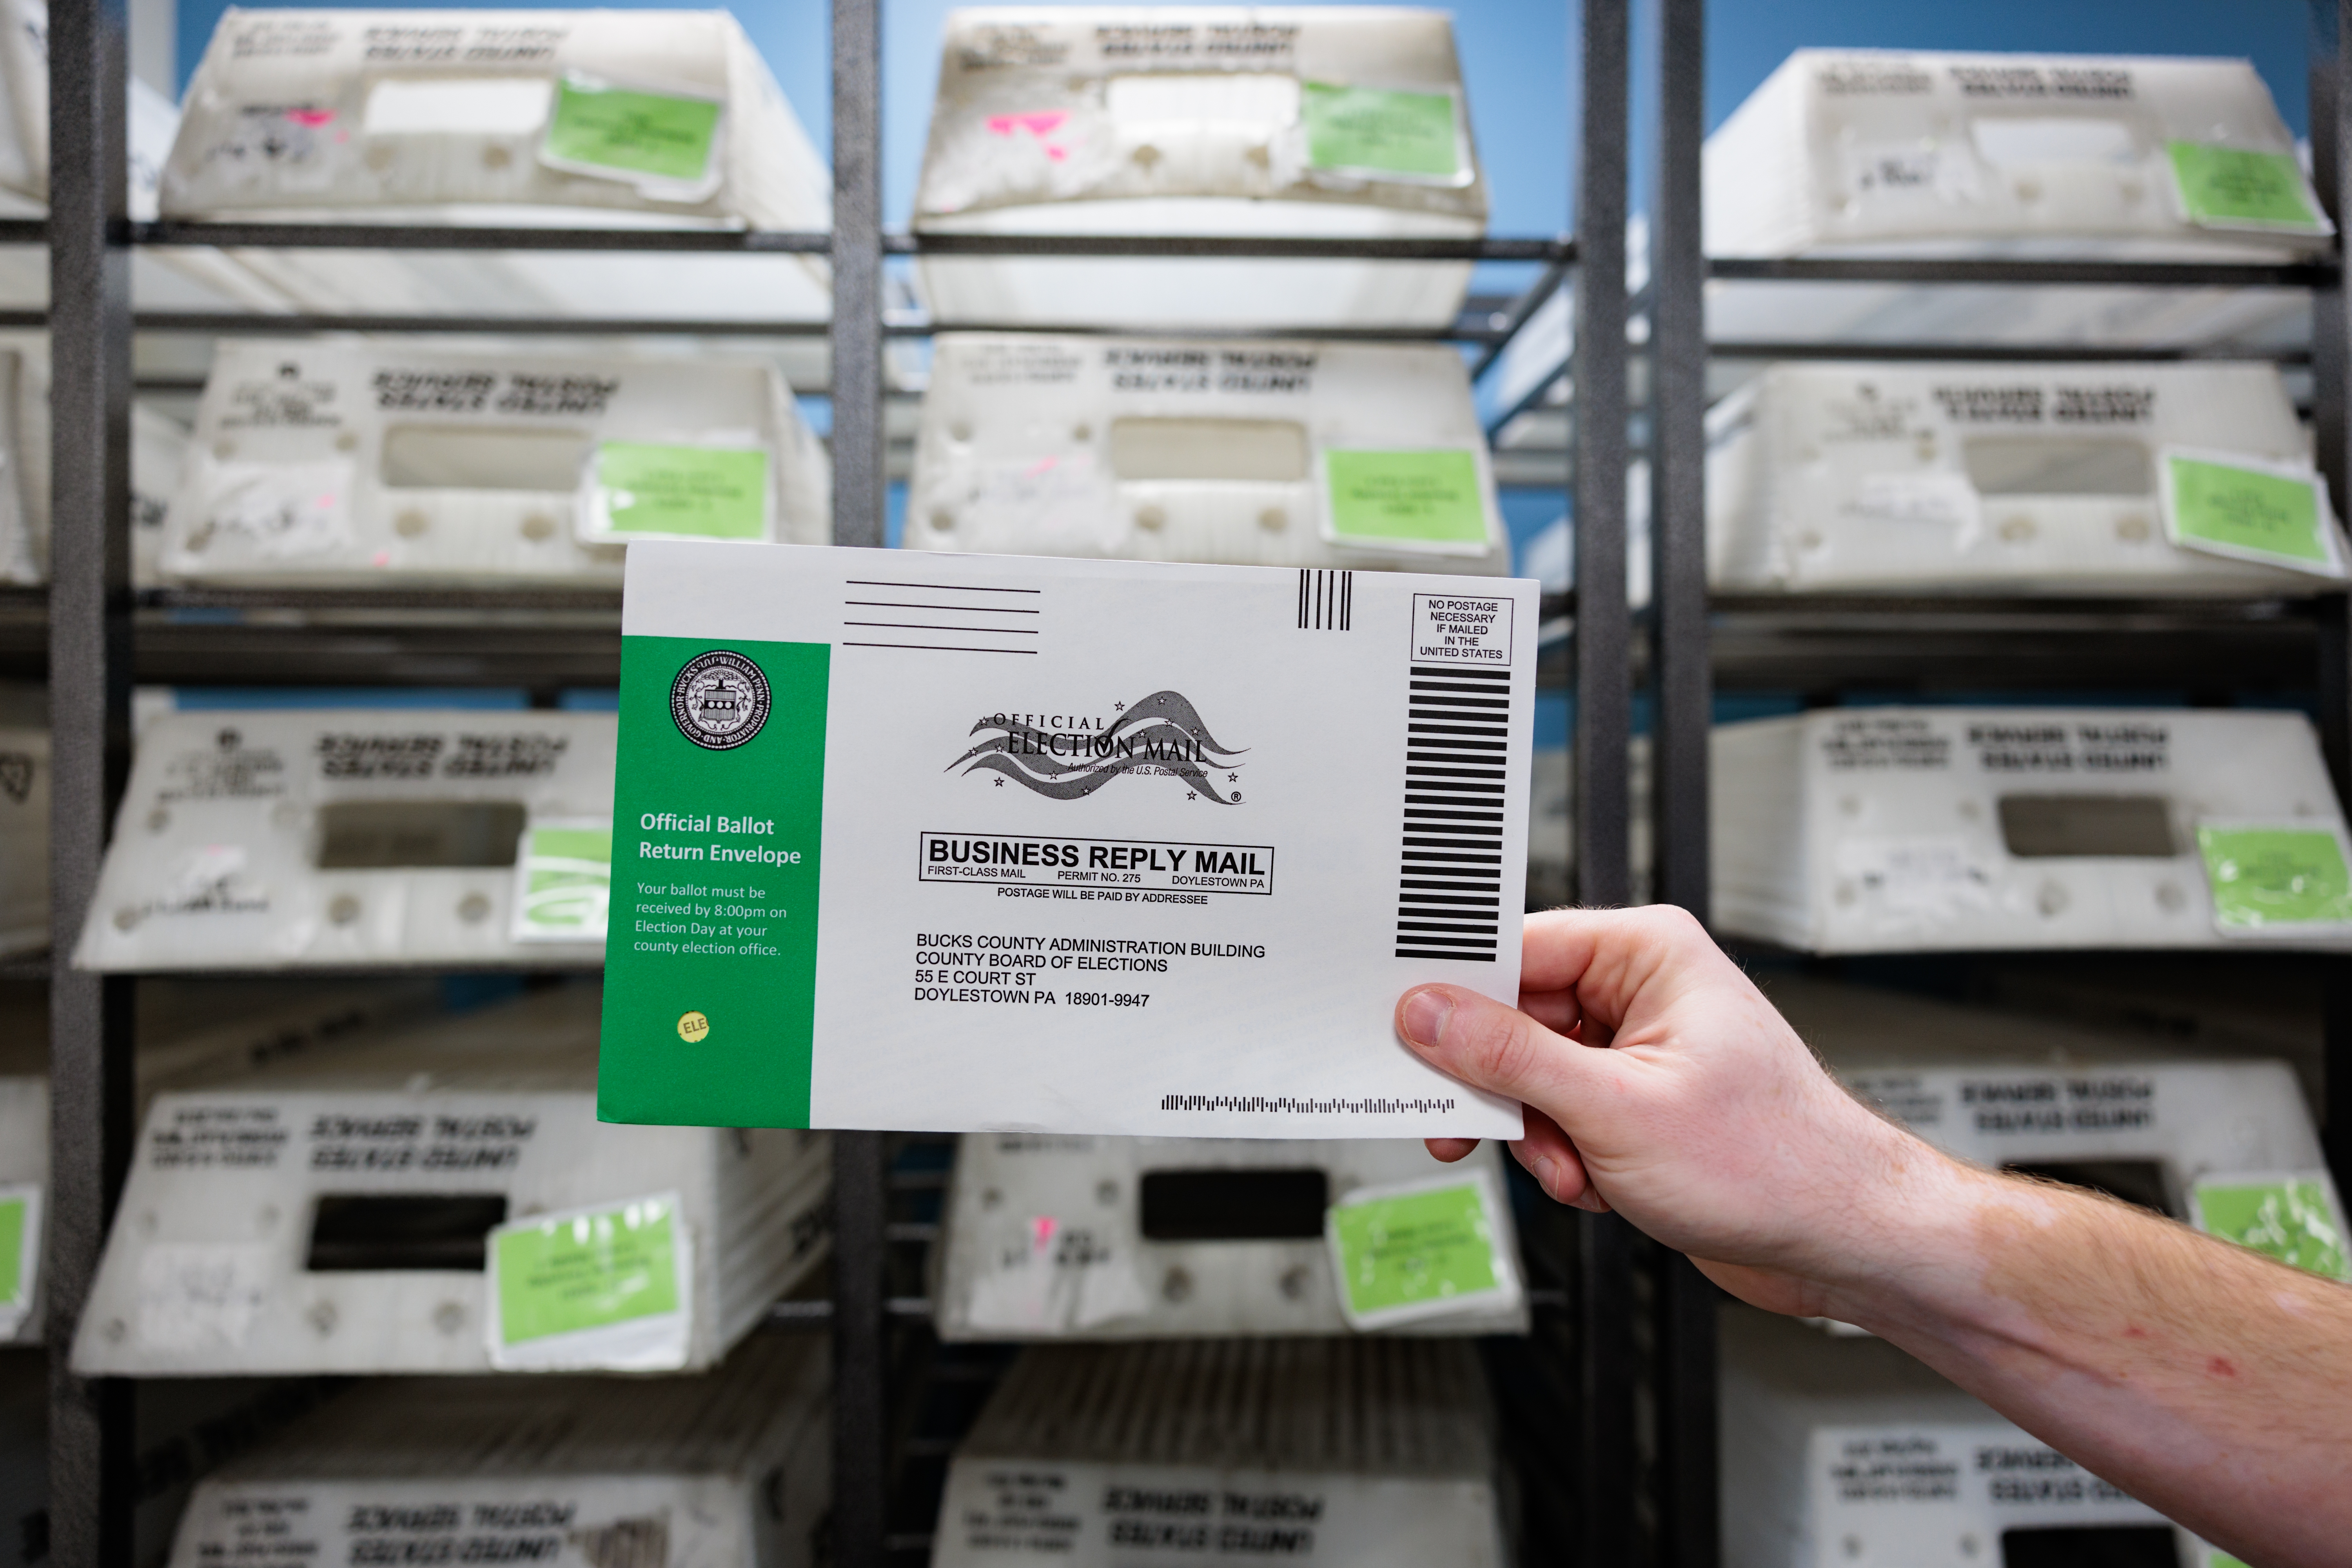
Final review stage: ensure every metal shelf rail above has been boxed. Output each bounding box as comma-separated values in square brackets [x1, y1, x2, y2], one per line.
[1640, 3, 2352, 1563]
[40, 6, 1637, 1568]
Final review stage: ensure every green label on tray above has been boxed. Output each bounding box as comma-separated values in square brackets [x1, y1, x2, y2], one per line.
[1331, 1180, 1497, 1316]
[518, 822, 612, 938]
[2196, 825, 2352, 929]
[597, 443, 768, 540]
[545, 77, 721, 185]
[2196, 1178, 2350, 1281]
[1302, 82, 1461, 179]
[599, 637, 828, 1128]
[1325, 449, 1487, 548]
[494, 1196, 682, 1345]
[0, 1192, 25, 1307]
[2167, 141, 2325, 231]
[2167, 455, 2330, 568]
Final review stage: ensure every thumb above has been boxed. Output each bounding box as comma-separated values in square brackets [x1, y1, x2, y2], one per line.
[1396, 984, 1625, 1122]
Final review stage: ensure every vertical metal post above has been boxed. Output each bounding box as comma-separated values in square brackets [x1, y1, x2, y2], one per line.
[2312, 0, 2352, 1199]
[830, 0, 890, 1564]
[1648, 0, 1720, 1558]
[831, 0, 885, 550]
[1574, 11, 1630, 912]
[1650, 0, 1708, 913]
[1570, 5, 1639, 1566]
[1575, 1211, 1638, 1565]
[831, 1131, 888, 1568]
[48, 1, 138, 1565]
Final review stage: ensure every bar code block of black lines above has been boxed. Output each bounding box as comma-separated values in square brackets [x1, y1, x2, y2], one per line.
[1298, 569, 1352, 630]
[1396, 664, 1511, 960]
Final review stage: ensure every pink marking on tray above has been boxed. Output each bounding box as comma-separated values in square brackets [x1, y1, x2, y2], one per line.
[1023, 457, 1060, 478]
[283, 108, 337, 127]
[1029, 1215, 1058, 1249]
[987, 111, 1069, 140]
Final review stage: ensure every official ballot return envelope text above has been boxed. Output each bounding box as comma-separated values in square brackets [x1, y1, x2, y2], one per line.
[598, 543, 1537, 1138]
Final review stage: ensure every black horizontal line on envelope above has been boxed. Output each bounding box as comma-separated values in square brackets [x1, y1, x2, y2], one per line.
[844, 579, 1042, 594]
[843, 642, 1038, 655]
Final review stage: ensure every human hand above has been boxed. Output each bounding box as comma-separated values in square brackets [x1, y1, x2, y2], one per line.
[1399, 906, 1982, 1318]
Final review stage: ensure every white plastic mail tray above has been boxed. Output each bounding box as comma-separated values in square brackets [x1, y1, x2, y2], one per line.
[1703, 51, 2325, 352]
[0, 727, 44, 957]
[164, 1335, 831, 1568]
[933, 1337, 1508, 1568]
[1764, 973, 2342, 1262]
[909, 334, 1506, 571]
[913, 7, 1486, 329]
[1712, 708, 2352, 953]
[934, 1135, 1526, 1339]
[0, 15, 298, 321]
[1722, 1306, 2181, 1568]
[0, 994, 38, 1350]
[1, 974, 451, 1345]
[156, 341, 826, 587]
[0, 348, 54, 586]
[72, 983, 831, 1376]
[74, 709, 615, 971]
[0, 0, 42, 219]
[162, 8, 831, 326]
[1708, 362, 2344, 595]
[0, 345, 193, 587]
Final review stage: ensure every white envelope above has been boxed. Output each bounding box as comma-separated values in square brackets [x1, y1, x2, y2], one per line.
[599, 542, 1537, 1138]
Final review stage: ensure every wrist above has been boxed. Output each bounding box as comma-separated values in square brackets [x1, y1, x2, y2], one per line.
[1804, 1127, 2002, 1333]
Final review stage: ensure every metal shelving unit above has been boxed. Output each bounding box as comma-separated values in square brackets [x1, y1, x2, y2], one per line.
[58, 0, 2352, 1559]
[1639, 0, 2352, 1559]
[36, 4, 1642, 1568]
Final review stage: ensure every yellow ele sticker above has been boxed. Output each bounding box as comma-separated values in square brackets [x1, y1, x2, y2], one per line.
[678, 1010, 711, 1043]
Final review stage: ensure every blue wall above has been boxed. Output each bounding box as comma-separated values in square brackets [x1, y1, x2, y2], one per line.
[174, 0, 2318, 241]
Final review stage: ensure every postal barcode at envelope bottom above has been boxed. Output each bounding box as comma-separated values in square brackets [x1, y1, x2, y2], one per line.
[1160, 1094, 1463, 1115]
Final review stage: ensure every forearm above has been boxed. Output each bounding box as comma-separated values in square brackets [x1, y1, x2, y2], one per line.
[1821, 1154, 2352, 1568]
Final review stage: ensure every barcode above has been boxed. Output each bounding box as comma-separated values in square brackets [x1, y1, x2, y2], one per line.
[1298, 569, 1352, 630]
[1394, 663, 1509, 961]
[1161, 1093, 1458, 1114]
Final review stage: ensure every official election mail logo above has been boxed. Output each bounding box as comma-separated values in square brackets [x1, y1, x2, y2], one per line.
[671, 651, 771, 751]
[950, 690, 1245, 803]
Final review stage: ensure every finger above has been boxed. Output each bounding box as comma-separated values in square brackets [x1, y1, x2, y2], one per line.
[1518, 905, 1720, 1033]
[1516, 908, 1612, 994]
[1515, 987, 1580, 1035]
[1396, 983, 1628, 1122]
[1425, 1137, 1479, 1163]
[1510, 1106, 1589, 1205]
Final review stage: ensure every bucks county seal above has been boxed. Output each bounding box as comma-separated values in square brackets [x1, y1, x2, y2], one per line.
[671, 650, 771, 750]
